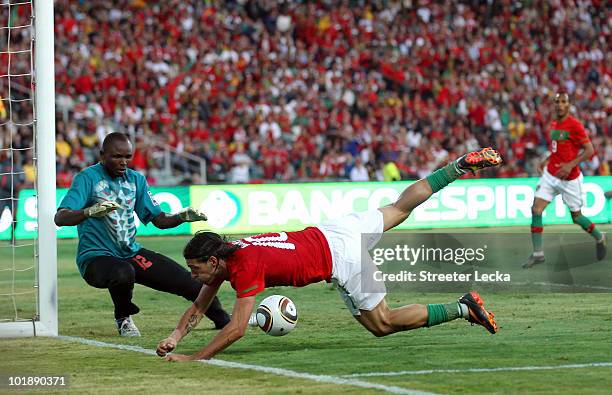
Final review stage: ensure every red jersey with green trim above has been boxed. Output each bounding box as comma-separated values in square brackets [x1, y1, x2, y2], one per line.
[226, 228, 333, 298]
[546, 115, 589, 180]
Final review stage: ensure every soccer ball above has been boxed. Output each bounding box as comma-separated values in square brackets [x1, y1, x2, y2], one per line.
[256, 295, 298, 336]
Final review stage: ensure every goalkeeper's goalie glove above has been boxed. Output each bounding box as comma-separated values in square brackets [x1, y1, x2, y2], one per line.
[177, 207, 207, 222]
[84, 201, 120, 218]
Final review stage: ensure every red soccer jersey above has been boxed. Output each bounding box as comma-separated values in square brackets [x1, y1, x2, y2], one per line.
[226, 228, 333, 298]
[546, 115, 590, 180]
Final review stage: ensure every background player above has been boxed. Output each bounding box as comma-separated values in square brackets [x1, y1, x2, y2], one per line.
[523, 92, 606, 268]
[54, 133, 230, 336]
[156, 148, 502, 361]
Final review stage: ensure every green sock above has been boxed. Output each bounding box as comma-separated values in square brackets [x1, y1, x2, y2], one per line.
[426, 302, 462, 327]
[425, 161, 464, 193]
[573, 215, 603, 241]
[531, 214, 543, 253]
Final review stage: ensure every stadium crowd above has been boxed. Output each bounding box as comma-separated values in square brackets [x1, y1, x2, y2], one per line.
[1, 0, 610, 192]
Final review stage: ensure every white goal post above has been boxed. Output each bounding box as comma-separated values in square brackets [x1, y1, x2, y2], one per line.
[1, 0, 56, 337]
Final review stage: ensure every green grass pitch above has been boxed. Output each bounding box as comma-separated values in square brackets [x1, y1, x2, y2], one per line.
[2, 227, 612, 394]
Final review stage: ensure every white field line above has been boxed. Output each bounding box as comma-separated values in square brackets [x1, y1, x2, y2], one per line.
[58, 336, 438, 395]
[511, 281, 612, 291]
[342, 362, 612, 378]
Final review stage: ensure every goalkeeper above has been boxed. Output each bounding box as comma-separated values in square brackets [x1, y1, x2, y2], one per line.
[54, 133, 230, 336]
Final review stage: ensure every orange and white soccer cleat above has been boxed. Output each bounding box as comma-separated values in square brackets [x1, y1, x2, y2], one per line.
[457, 147, 503, 173]
[459, 291, 498, 334]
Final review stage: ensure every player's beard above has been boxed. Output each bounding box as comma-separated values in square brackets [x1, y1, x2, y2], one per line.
[556, 105, 569, 120]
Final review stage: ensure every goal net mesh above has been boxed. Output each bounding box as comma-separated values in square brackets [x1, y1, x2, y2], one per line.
[0, 0, 38, 324]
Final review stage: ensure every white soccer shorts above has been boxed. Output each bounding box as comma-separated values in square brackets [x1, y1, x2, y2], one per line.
[318, 209, 386, 316]
[534, 168, 584, 212]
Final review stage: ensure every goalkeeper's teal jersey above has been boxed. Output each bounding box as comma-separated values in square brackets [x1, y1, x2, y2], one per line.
[58, 163, 162, 276]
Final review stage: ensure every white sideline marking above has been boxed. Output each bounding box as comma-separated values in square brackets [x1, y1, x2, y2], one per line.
[59, 336, 437, 395]
[342, 362, 612, 377]
[512, 281, 612, 291]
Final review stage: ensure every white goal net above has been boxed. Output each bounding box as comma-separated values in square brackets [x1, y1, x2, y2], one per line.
[0, 0, 56, 337]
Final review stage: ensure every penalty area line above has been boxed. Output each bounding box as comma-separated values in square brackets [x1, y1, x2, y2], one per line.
[342, 362, 612, 377]
[58, 336, 438, 395]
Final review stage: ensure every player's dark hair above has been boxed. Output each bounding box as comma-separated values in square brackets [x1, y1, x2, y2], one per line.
[183, 231, 239, 261]
[101, 132, 131, 153]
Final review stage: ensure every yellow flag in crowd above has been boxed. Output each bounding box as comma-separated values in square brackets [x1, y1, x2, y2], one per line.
[0, 96, 6, 119]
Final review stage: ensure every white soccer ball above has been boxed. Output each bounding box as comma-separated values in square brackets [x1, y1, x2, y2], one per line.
[256, 295, 298, 336]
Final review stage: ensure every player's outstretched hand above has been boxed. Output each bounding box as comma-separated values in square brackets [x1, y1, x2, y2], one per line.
[165, 353, 193, 362]
[156, 337, 177, 357]
[84, 201, 120, 218]
[556, 162, 573, 179]
[178, 207, 207, 222]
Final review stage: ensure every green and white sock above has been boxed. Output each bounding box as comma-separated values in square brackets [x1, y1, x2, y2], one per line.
[573, 215, 603, 241]
[426, 161, 465, 193]
[426, 302, 466, 327]
[531, 214, 543, 254]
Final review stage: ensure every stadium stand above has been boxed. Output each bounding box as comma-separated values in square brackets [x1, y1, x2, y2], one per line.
[1, 0, 609, 191]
